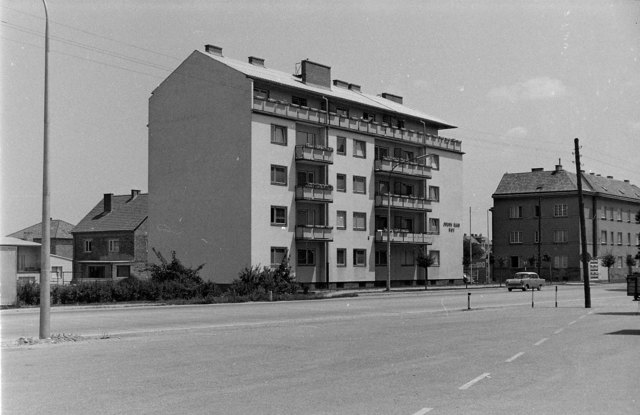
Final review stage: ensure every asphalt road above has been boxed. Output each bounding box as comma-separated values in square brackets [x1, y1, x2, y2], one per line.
[2, 284, 638, 414]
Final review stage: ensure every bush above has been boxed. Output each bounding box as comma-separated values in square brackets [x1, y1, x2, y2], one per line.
[229, 257, 299, 298]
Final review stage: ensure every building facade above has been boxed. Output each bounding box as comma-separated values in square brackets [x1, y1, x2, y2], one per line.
[8, 219, 75, 259]
[492, 164, 640, 282]
[148, 45, 464, 288]
[72, 190, 148, 281]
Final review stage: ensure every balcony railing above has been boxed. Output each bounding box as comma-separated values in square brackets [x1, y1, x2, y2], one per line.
[374, 158, 432, 179]
[295, 225, 333, 241]
[252, 97, 463, 153]
[375, 229, 434, 244]
[375, 193, 431, 211]
[295, 184, 333, 202]
[295, 144, 333, 164]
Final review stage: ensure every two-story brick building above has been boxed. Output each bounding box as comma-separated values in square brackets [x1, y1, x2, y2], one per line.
[492, 164, 640, 282]
[72, 190, 148, 281]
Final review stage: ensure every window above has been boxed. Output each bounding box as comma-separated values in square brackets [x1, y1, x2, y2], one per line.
[353, 140, 366, 158]
[509, 206, 523, 219]
[337, 136, 346, 155]
[628, 233, 632, 246]
[375, 250, 387, 266]
[534, 205, 541, 217]
[337, 249, 347, 267]
[510, 256, 520, 268]
[297, 249, 315, 266]
[270, 247, 288, 266]
[615, 209, 621, 222]
[601, 230, 607, 245]
[254, 88, 269, 99]
[428, 186, 440, 202]
[84, 239, 93, 253]
[616, 256, 623, 268]
[336, 211, 347, 229]
[297, 130, 316, 146]
[353, 176, 366, 194]
[402, 248, 415, 266]
[611, 231, 614, 245]
[270, 206, 287, 226]
[353, 212, 366, 231]
[374, 146, 389, 160]
[297, 170, 314, 185]
[270, 165, 287, 185]
[601, 207, 607, 219]
[377, 180, 389, 194]
[509, 231, 523, 244]
[363, 112, 376, 122]
[353, 249, 366, 266]
[336, 174, 346, 192]
[336, 106, 349, 117]
[116, 265, 130, 278]
[431, 155, 440, 170]
[608, 208, 614, 221]
[88, 266, 106, 279]
[271, 125, 287, 145]
[553, 230, 568, 243]
[554, 256, 568, 269]
[429, 218, 440, 234]
[617, 232, 623, 245]
[554, 204, 568, 217]
[292, 96, 307, 106]
[108, 239, 120, 253]
[429, 251, 440, 267]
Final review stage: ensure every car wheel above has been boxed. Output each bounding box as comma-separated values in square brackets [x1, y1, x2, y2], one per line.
[508, 288, 512, 292]
[523, 286, 528, 291]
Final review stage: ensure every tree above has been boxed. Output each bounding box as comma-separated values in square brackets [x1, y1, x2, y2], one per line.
[626, 255, 636, 276]
[462, 237, 485, 267]
[600, 253, 616, 283]
[416, 250, 435, 290]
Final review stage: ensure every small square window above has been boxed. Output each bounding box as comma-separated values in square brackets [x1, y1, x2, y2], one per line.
[353, 140, 366, 158]
[270, 165, 287, 185]
[270, 206, 287, 226]
[428, 186, 440, 202]
[270, 247, 288, 266]
[353, 176, 366, 194]
[271, 125, 287, 145]
[353, 249, 366, 267]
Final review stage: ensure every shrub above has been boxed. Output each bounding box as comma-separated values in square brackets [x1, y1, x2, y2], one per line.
[229, 257, 299, 297]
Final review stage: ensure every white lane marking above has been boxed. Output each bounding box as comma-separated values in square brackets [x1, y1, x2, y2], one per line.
[554, 328, 564, 335]
[459, 373, 491, 390]
[578, 315, 586, 319]
[505, 352, 525, 363]
[568, 320, 577, 326]
[411, 408, 433, 415]
[534, 338, 548, 346]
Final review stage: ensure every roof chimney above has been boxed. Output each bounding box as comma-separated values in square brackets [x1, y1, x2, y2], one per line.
[129, 189, 141, 202]
[204, 44, 223, 57]
[607, 175, 613, 179]
[624, 179, 630, 183]
[104, 193, 113, 212]
[333, 79, 349, 89]
[301, 59, 331, 89]
[555, 164, 563, 172]
[381, 92, 403, 104]
[531, 168, 544, 172]
[348, 83, 361, 92]
[248, 56, 265, 66]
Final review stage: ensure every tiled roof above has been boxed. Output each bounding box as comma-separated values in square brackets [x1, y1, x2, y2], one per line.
[7, 219, 75, 240]
[493, 168, 640, 201]
[198, 50, 457, 130]
[72, 193, 148, 233]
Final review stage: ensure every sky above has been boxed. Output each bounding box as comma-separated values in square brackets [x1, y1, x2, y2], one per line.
[2, 0, 639, 237]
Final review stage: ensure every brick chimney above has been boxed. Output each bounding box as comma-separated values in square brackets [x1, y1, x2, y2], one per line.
[381, 92, 403, 104]
[301, 60, 331, 89]
[204, 44, 223, 57]
[129, 189, 141, 202]
[248, 56, 265, 66]
[104, 193, 113, 212]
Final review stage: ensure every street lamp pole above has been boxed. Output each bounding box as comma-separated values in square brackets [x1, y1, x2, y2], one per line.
[386, 154, 429, 291]
[39, 0, 51, 339]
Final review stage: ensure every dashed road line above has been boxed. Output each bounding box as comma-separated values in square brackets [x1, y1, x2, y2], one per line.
[578, 314, 586, 319]
[459, 373, 491, 390]
[534, 338, 548, 346]
[554, 328, 564, 335]
[411, 408, 433, 415]
[505, 352, 525, 363]
[568, 320, 577, 326]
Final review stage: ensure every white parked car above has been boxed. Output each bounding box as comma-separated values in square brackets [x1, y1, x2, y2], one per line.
[506, 272, 545, 291]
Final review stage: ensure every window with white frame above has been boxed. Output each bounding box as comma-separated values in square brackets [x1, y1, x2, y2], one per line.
[336, 174, 346, 192]
[353, 249, 366, 266]
[336, 248, 346, 267]
[270, 247, 288, 266]
[615, 209, 621, 222]
[84, 239, 93, 253]
[554, 204, 568, 217]
[297, 249, 315, 266]
[353, 176, 366, 194]
[108, 239, 120, 253]
[617, 232, 623, 245]
[601, 207, 607, 219]
[430, 155, 439, 170]
[353, 140, 366, 158]
[270, 165, 287, 185]
[509, 206, 523, 219]
[601, 230, 607, 245]
[429, 218, 440, 234]
[509, 231, 523, 244]
[271, 125, 287, 145]
[553, 230, 568, 243]
[353, 212, 366, 231]
[270, 206, 287, 226]
[336, 211, 346, 229]
[429, 250, 440, 266]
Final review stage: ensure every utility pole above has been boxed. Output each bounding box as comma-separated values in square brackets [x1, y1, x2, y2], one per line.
[574, 138, 591, 308]
[39, 0, 51, 339]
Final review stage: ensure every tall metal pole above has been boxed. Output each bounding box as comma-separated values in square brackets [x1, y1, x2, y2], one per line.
[574, 138, 591, 308]
[386, 174, 392, 291]
[39, 0, 51, 339]
[537, 195, 542, 276]
[469, 207, 472, 280]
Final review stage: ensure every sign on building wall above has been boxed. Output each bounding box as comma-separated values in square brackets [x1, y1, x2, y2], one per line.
[588, 259, 605, 280]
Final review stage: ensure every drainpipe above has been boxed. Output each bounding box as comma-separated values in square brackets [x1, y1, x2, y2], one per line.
[322, 96, 330, 288]
[420, 120, 429, 287]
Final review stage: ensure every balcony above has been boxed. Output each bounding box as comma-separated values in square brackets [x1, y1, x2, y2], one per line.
[374, 158, 432, 179]
[375, 229, 434, 244]
[252, 97, 463, 153]
[295, 184, 333, 203]
[295, 144, 333, 164]
[375, 193, 431, 211]
[295, 225, 333, 241]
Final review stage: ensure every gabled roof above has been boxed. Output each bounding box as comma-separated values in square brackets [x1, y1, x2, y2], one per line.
[197, 50, 457, 130]
[72, 193, 148, 233]
[493, 167, 640, 202]
[7, 219, 75, 240]
[0, 236, 41, 247]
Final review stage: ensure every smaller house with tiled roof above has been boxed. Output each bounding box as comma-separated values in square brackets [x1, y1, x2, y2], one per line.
[8, 219, 75, 259]
[492, 163, 640, 282]
[71, 190, 148, 281]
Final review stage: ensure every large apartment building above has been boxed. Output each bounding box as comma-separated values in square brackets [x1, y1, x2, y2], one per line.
[148, 45, 464, 288]
[492, 164, 640, 282]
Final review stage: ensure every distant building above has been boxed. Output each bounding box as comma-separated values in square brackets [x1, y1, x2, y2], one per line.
[7, 219, 75, 259]
[492, 164, 640, 282]
[148, 45, 465, 288]
[71, 190, 148, 281]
